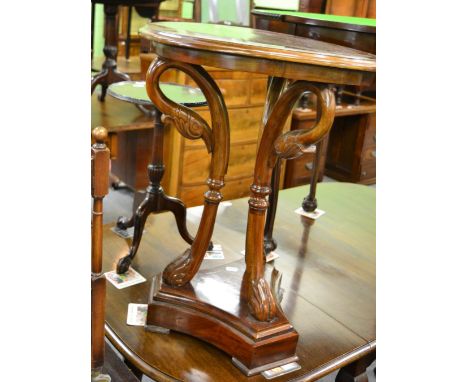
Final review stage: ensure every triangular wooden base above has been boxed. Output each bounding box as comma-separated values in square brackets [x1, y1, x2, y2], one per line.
[146, 260, 299, 375]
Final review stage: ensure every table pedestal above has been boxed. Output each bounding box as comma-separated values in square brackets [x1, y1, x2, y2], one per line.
[116, 109, 194, 274]
[91, 4, 130, 101]
[147, 260, 299, 376]
[143, 58, 335, 374]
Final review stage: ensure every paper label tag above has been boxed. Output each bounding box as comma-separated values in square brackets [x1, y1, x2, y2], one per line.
[126, 303, 148, 326]
[266, 251, 279, 262]
[241, 249, 278, 262]
[262, 362, 301, 379]
[105, 267, 146, 289]
[204, 244, 224, 260]
[225, 266, 238, 272]
[294, 207, 326, 220]
[111, 226, 145, 239]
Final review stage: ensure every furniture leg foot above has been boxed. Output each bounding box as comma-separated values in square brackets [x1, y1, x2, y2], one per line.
[162, 248, 195, 286]
[247, 276, 277, 322]
[116, 215, 135, 230]
[116, 197, 152, 274]
[263, 237, 277, 254]
[302, 194, 318, 212]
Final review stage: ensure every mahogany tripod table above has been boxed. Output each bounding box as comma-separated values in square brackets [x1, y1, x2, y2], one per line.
[115, 21, 375, 375]
[104, 183, 376, 381]
[106, 81, 208, 275]
[91, 0, 166, 101]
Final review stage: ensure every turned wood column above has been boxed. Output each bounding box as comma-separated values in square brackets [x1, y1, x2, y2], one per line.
[91, 127, 110, 380]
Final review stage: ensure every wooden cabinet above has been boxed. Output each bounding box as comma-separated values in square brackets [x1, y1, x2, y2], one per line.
[326, 110, 376, 184]
[283, 101, 376, 188]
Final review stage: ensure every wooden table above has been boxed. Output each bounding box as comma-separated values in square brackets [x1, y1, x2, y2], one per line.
[91, 0, 166, 101]
[103, 183, 376, 381]
[114, 21, 375, 374]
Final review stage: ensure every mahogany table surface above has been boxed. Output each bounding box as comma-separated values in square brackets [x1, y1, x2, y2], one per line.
[140, 22, 375, 85]
[103, 183, 376, 381]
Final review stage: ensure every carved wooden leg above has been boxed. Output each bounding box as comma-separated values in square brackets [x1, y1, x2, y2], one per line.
[160, 192, 194, 247]
[116, 196, 152, 273]
[91, 4, 130, 101]
[145, 59, 229, 287]
[302, 139, 323, 212]
[116, 190, 145, 230]
[246, 81, 335, 321]
[115, 104, 205, 273]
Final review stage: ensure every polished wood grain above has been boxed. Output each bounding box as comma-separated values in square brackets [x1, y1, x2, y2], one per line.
[91, 127, 110, 376]
[103, 183, 375, 381]
[140, 22, 375, 72]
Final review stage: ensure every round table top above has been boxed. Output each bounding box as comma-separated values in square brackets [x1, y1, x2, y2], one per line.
[140, 22, 376, 72]
[107, 81, 207, 107]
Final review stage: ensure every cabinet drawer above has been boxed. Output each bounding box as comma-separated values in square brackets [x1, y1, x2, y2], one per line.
[181, 142, 258, 185]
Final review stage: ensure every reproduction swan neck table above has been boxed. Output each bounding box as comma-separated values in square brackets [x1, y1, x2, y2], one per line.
[120, 21, 375, 375]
